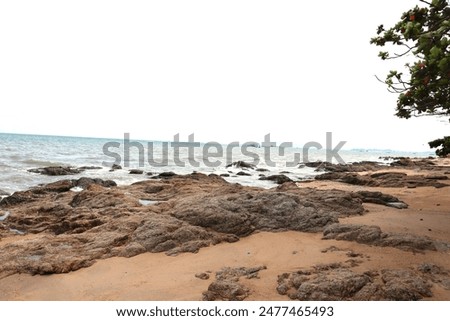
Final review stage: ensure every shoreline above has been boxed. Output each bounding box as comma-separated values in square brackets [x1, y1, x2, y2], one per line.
[0, 157, 449, 301]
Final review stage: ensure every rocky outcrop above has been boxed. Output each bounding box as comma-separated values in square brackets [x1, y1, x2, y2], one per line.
[0, 173, 439, 278]
[315, 172, 448, 188]
[353, 191, 408, 208]
[304, 161, 385, 173]
[129, 169, 144, 175]
[322, 224, 438, 252]
[170, 190, 340, 236]
[28, 166, 82, 176]
[259, 174, 293, 184]
[0, 173, 374, 277]
[304, 158, 445, 173]
[203, 266, 266, 301]
[276, 262, 449, 300]
[225, 161, 256, 170]
[0, 178, 116, 207]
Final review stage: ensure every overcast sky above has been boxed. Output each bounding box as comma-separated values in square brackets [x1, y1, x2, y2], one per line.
[0, 0, 448, 151]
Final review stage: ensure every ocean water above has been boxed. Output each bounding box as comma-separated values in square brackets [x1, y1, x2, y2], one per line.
[0, 132, 434, 195]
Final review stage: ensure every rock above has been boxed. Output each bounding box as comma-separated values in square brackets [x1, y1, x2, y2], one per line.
[170, 191, 340, 236]
[28, 166, 82, 176]
[390, 157, 435, 168]
[202, 280, 249, 301]
[277, 264, 435, 300]
[259, 175, 292, 184]
[303, 161, 384, 173]
[425, 175, 448, 180]
[386, 202, 409, 209]
[0, 173, 379, 277]
[195, 273, 210, 280]
[303, 161, 333, 169]
[158, 172, 177, 178]
[74, 177, 117, 189]
[220, 174, 230, 177]
[236, 171, 251, 176]
[381, 269, 432, 300]
[353, 191, 408, 208]
[323, 224, 437, 252]
[255, 168, 269, 172]
[316, 172, 448, 188]
[78, 166, 103, 170]
[202, 266, 266, 301]
[129, 169, 144, 175]
[225, 161, 256, 170]
[111, 164, 122, 170]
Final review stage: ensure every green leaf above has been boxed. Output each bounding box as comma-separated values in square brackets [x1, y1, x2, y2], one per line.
[438, 58, 449, 71]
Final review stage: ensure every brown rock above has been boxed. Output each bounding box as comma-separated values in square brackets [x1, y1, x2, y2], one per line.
[277, 263, 441, 301]
[28, 166, 82, 176]
[323, 224, 438, 252]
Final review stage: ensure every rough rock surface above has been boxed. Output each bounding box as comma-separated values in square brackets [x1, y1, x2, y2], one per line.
[225, 161, 256, 170]
[322, 224, 438, 252]
[259, 174, 293, 184]
[129, 169, 144, 175]
[305, 158, 445, 173]
[203, 266, 266, 301]
[304, 161, 385, 173]
[315, 172, 448, 188]
[28, 166, 83, 176]
[352, 191, 408, 208]
[0, 173, 439, 278]
[276, 262, 448, 300]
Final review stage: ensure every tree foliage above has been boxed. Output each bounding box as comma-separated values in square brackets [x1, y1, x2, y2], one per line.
[370, 0, 450, 155]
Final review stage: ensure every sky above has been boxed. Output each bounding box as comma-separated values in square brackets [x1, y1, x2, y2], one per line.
[0, 0, 448, 151]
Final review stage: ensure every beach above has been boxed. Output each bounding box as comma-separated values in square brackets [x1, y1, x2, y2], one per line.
[0, 156, 449, 301]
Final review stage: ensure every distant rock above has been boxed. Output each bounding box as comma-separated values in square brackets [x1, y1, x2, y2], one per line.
[129, 169, 144, 175]
[79, 166, 103, 170]
[255, 168, 269, 172]
[390, 157, 435, 168]
[303, 161, 384, 173]
[220, 173, 230, 177]
[74, 177, 117, 189]
[28, 166, 82, 176]
[157, 172, 177, 178]
[225, 161, 256, 170]
[236, 171, 251, 176]
[259, 174, 292, 184]
[111, 164, 122, 170]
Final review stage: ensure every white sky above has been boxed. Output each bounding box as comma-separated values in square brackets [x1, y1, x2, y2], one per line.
[0, 0, 448, 151]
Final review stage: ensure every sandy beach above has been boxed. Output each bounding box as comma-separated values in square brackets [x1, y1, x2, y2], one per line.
[0, 158, 449, 301]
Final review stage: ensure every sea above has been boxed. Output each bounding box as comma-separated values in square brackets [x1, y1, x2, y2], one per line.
[0, 132, 435, 195]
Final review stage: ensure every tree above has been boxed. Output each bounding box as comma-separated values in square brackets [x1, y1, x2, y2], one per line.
[370, 0, 450, 156]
